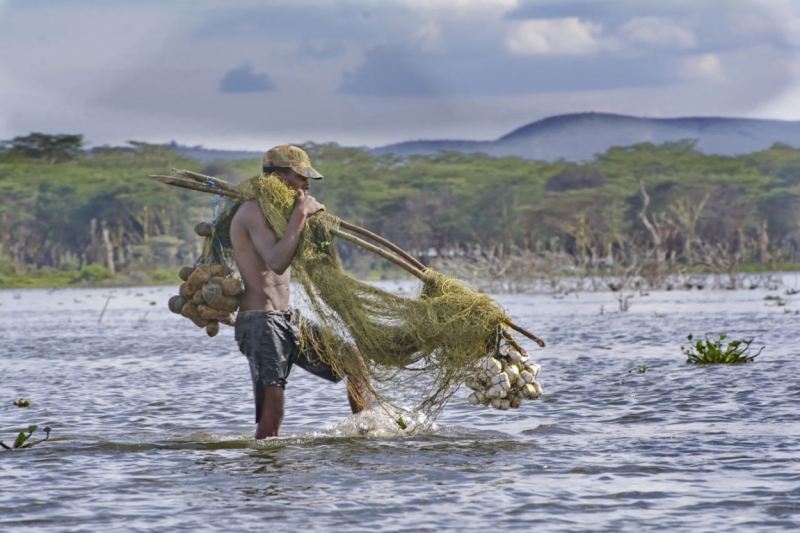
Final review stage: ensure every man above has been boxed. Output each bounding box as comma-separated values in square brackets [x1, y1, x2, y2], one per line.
[230, 145, 370, 438]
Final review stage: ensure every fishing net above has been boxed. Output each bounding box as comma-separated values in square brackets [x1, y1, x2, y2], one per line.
[212, 173, 519, 422]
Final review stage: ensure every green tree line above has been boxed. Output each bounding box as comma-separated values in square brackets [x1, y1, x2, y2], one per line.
[2, 133, 800, 285]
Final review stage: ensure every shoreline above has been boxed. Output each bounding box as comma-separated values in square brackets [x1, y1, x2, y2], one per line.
[0, 269, 182, 290]
[3, 266, 800, 293]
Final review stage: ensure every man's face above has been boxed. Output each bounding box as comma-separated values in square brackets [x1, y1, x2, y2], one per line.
[280, 170, 310, 193]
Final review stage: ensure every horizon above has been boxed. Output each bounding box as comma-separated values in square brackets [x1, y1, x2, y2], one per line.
[59, 111, 800, 153]
[163, 112, 800, 154]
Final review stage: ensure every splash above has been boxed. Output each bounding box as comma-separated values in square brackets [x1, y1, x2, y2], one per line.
[326, 407, 434, 438]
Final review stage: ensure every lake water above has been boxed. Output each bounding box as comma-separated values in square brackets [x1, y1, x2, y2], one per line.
[1, 280, 800, 531]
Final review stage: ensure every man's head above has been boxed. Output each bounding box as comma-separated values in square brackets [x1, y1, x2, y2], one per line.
[263, 145, 323, 192]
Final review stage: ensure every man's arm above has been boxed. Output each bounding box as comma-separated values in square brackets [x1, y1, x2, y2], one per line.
[240, 191, 325, 275]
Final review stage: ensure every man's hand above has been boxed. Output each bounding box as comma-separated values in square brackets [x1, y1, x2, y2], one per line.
[296, 190, 325, 218]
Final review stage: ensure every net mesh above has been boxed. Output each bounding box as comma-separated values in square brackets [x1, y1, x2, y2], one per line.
[221, 173, 518, 422]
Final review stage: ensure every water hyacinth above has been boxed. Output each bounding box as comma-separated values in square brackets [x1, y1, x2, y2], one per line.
[681, 334, 763, 365]
[0, 425, 51, 450]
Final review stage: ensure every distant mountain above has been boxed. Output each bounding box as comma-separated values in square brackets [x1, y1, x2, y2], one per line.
[369, 113, 800, 162]
[165, 113, 800, 164]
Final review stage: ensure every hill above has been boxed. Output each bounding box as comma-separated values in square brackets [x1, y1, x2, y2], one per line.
[370, 113, 800, 161]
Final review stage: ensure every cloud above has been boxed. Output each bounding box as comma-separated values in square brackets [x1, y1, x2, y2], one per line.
[508, 1, 798, 53]
[505, 18, 603, 56]
[506, 1, 616, 22]
[337, 45, 446, 97]
[620, 17, 697, 49]
[783, 15, 800, 46]
[296, 40, 346, 61]
[336, 43, 669, 97]
[192, 3, 403, 43]
[679, 54, 724, 82]
[751, 82, 800, 120]
[412, 19, 444, 52]
[0, 0, 797, 149]
[219, 63, 277, 93]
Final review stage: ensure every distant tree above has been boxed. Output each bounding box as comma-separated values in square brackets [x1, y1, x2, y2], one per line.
[769, 142, 798, 151]
[1, 133, 85, 164]
[545, 167, 608, 191]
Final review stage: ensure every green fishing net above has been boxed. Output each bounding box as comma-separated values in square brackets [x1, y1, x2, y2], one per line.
[214, 173, 517, 421]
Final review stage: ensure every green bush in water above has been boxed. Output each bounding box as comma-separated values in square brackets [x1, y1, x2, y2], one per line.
[681, 334, 763, 365]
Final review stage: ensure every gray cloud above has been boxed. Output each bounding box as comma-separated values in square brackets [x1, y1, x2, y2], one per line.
[191, 4, 409, 44]
[1, 0, 798, 148]
[338, 45, 447, 97]
[296, 40, 346, 61]
[338, 42, 675, 97]
[219, 63, 277, 93]
[508, 0, 796, 53]
[507, 0, 621, 21]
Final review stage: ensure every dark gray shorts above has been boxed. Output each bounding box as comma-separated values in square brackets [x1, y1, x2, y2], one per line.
[234, 310, 343, 423]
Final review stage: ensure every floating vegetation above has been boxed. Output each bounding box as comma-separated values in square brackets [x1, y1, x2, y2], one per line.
[764, 295, 787, 307]
[0, 425, 51, 450]
[681, 334, 763, 365]
[637, 365, 648, 373]
[13, 398, 30, 407]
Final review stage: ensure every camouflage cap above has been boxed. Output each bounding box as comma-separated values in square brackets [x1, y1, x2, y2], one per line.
[262, 145, 323, 180]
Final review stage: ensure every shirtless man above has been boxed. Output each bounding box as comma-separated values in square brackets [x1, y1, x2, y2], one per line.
[229, 145, 370, 439]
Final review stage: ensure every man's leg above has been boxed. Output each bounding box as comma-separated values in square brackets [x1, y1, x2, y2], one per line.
[346, 347, 373, 414]
[292, 322, 373, 414]
[346, 376, 371, 414]
[255, 386, 285, 439]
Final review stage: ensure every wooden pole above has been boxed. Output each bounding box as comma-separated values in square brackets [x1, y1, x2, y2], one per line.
[172, 168, 241, 195]
[98, 295, 112, 323]
[148, 175, 241, 199]
[338, 220, 427, 271]
[505, 324, 546, 348]
[331, 229, 425, 279]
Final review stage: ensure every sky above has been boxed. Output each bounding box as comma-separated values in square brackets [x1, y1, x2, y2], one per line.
[1, 0, 800, 149]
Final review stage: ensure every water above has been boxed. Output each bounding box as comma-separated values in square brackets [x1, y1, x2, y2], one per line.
[2, 282, 800, 531]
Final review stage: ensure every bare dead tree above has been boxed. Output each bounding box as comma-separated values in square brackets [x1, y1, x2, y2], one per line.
[757, 220, 771, 266]
[101, 220, 115, 275]
[668, 191, 710, 266]
[638, 180, 665, 266]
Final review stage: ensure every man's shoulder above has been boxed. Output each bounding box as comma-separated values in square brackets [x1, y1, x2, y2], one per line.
[232, 200, 262, 222]
[232, 200, 274, 236]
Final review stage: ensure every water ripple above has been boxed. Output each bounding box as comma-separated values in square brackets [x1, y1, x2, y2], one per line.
[1, 284, 800, 531]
